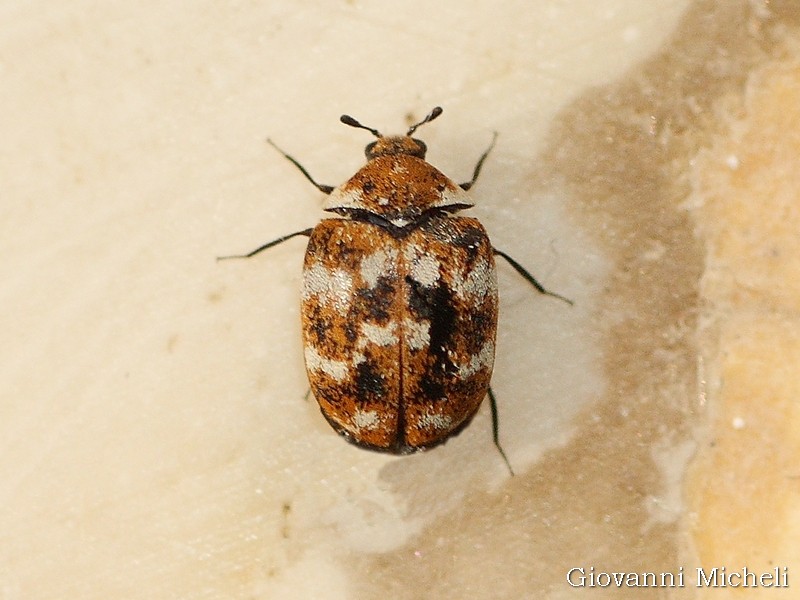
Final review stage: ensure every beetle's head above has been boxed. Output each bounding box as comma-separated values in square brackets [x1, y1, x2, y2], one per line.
[340, 106, 443, 160]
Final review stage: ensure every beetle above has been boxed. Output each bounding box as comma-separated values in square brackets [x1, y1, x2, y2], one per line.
[221, 107, 571, 474]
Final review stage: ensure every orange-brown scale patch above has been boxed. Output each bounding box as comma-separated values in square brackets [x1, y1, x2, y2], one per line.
[334, 155, 464, 221]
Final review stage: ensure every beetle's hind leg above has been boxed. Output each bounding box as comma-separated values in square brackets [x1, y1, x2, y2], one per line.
[488, 386, 514, 476]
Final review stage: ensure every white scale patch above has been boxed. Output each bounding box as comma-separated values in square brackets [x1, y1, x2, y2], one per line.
[314, 323, 399, 378]
[352, 351, 367, 367]
[322, 184, 396, 211]
[352, 408, 382, 431]
[323, 186, 363, 211]
[360, 248, 398, 289]
[346, 323, 399, 370]
[452, 257, 495, 301]
[403, 317, 430, 351]
[418, 408, 454, 431]
[458, 341, 495, 379]
[303, 262, 353, 316]
[304, 345, 349, 382]
[359, 322, 398, 347]
[404, 244, 440, 287]
[433, 186, 474, 209]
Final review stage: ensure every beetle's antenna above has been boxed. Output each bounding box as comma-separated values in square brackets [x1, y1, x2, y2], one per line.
[340, 114, 382, 138]
[406, 106, 443, 136]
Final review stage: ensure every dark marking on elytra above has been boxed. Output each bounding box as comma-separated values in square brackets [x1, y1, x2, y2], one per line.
[355, 359, 386, 395]
[419, 370, 446, 400]
[344, 321, 358, 343]
[407, 279, 458, 374]
[309, 316, 331, 346]
[356, 279, 395, 322]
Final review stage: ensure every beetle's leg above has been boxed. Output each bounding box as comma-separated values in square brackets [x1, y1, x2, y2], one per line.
[488, 386, 514, 476]
[218, 228, 313, 260]
[460, 132, 498, 191]
[267, 139, 334, 194]
[493, 249, 573, 306]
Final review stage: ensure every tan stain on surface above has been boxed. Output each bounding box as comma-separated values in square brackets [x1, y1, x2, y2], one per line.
[353, 2, 800, 598]
[686, 54, 800, 595]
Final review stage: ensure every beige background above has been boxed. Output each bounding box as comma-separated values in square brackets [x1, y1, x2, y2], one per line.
[2, 1, 798, 598]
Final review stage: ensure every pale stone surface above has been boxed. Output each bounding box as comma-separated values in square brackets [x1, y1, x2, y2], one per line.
[6, 1, 799, 599]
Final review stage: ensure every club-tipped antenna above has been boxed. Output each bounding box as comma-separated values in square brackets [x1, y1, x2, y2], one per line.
[406, 106, 443, 136]
[340, 114, 382, 138]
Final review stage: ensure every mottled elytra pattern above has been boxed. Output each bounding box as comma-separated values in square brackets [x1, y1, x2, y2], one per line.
[301, 215, 497, 452]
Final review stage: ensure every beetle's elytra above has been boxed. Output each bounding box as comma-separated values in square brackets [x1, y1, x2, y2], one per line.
[221, 107, 571, 474]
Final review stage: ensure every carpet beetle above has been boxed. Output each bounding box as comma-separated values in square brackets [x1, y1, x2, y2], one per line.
[221, 107, 571, 474]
